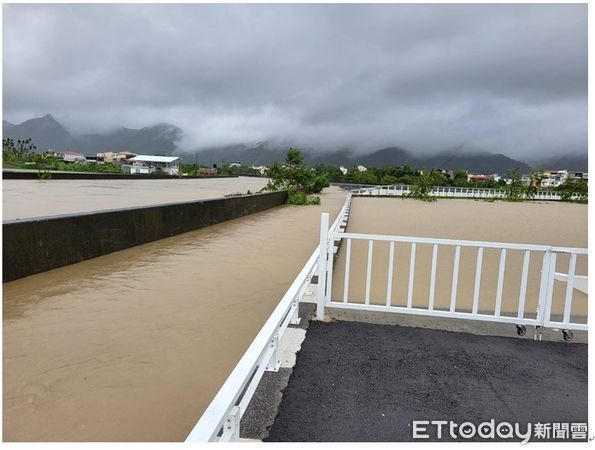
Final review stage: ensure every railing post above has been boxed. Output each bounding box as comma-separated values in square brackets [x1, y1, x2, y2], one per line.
[220, 406, 240, 441]
[265, 332, 280, 372]
[535, 249, 553, 340]
[317, 213, 330, 321]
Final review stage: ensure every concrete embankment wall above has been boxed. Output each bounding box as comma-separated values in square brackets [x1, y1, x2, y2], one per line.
[3, 191, 287, 282]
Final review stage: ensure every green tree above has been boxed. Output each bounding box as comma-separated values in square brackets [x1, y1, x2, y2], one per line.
[506, 167, 524, 201]
[408, 171, 436, 202]
[525, 168, 545, 199]
[3, 137, 37, 164]
[556, 178, 588, 203]
[379, 174, 398, 185]
[286, 147, 304, 166]
[451, 168, 469, 187]
[262, 148, 328, 204]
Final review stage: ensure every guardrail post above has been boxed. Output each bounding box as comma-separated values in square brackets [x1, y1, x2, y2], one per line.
[317, 213, 329, 320]
[289, 297, 300, 325]
[535, 249, 554, 340]
[265, 332, 280, 372]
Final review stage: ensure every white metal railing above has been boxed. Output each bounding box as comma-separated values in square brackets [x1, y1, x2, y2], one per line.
[351, 184, 586, 201]
[316, 214, 587, 338]
[185, 193, 352, 442]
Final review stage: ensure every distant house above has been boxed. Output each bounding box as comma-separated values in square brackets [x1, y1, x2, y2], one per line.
[229, 162, 242, 168]
[250, 165, 268, 175]
[356, 165, 368, 172]
[199, 167, 218, 176]
[339, 166, 348, 175]
[129, 155, 182, 175]
[540, 170, 569, 188]
[570, 172, 588, 181]
[97, 151, 137, 164]
[49, 150, 86, 163]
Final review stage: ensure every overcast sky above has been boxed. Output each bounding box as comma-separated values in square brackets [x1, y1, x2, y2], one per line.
[3, 3, 587, 158]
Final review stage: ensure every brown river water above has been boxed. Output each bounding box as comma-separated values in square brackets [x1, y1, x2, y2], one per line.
[332, 197, 587, 319]
[3, 186, 587, 441]
[3, 185, 345, 441]
[3, 177, 269, 220]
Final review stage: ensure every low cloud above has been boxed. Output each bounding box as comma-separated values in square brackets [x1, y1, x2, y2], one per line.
[3, 4, 587, 158]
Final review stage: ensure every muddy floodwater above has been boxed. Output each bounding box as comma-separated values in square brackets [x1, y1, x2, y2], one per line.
[3, 189, 588, 441]
[3, 187, 345, 441]
[3, 177, 269, 220]
[332, 197, 588, 319]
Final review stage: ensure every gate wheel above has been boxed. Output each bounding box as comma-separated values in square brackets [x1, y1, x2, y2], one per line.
[562, 330, 574, 342]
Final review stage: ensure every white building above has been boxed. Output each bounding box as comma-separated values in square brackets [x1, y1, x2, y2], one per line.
[339, 166, 348, 175]
[356, 165, 368, 172]
[129, 155, 182, 175]
[540, 170, 569, 188]
[250, 165, 268, 175]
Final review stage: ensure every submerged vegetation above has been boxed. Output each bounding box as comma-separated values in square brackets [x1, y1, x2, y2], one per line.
[262, 148, 328, 205]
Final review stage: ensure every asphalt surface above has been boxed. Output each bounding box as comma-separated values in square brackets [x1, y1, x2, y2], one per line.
[265, 320, 588, 442]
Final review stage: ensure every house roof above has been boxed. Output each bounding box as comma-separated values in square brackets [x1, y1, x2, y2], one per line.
[129, 155, 182, 163]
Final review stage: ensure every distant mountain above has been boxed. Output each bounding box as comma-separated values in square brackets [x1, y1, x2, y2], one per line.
[189, 141, 290, 166]
[191, 144, 531, 174]
[532, 153, 588, 172]
[78, 123, 183, 155]
[4, 113, 580, 174]
[423, 152, 532, 174]
[2, 114, 183, 155]
[2, 114, 76, 151]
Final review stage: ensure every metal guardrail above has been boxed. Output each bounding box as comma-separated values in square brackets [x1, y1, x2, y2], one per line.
[316, 218, 588, 339]
[185, 193, 352, 442]
[351, 184, 586, 201]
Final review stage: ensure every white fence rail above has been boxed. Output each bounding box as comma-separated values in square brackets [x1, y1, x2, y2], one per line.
[316, 218, 588, 339]
[185, 194, 352, 442]
[186, 193, 584, 441]
[351, 184, 585, 201]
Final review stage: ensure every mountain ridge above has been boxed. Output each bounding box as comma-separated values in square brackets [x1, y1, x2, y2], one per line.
[2, 114, 587, 173]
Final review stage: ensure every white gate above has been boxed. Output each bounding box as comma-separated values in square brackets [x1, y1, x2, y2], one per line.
[317, 213, 587, 339]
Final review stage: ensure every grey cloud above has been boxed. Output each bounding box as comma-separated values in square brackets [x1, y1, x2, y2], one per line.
[3, 3, 587, 158]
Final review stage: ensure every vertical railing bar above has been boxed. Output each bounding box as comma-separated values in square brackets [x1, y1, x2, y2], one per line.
[428, 244, 438, 311]
[407, 243, 416, 308]
[494, 248, 507, 317]
[449, 245, 461, 312]
[517, 250, 531, 319]
[385, 241, 395, 307]
[563, 253, 577, 324]
[543, 252, 557, 327]
[342, 239, 352, 303]
[364, 240, 374, 305]
[316, 213, 329, 320]
[472, 247, 483, 315]
[326, 235, 334, 305]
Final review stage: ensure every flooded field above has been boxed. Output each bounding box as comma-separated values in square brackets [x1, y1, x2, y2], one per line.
[332, 197, 588, 319]
[3, 187, 345, 441]
[3, 176, 269, 220]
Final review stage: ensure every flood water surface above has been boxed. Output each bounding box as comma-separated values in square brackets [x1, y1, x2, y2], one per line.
[3, 187, 345, 441]
[3, 177, 269, 220]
